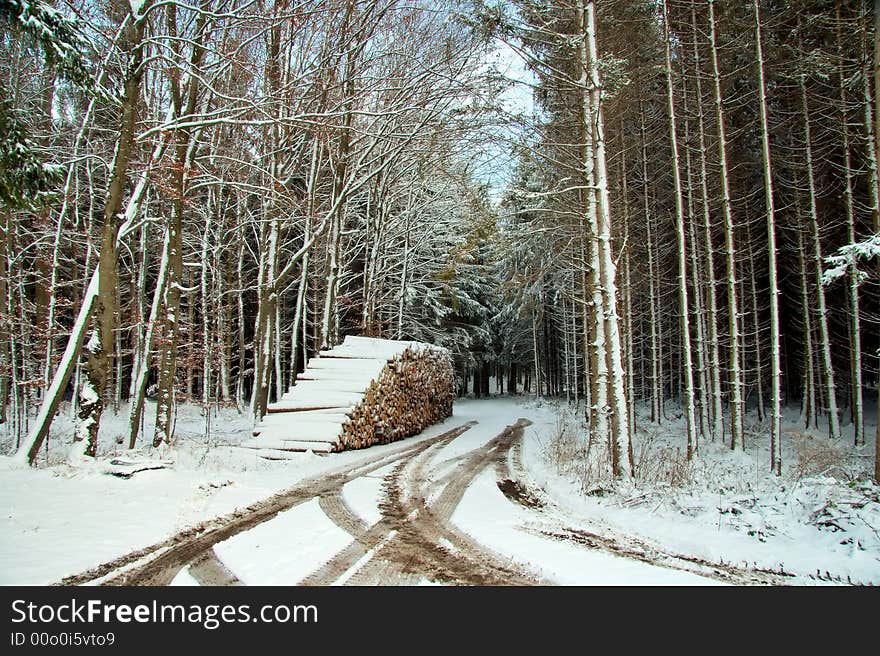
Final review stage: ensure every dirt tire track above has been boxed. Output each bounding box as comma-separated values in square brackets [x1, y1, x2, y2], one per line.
[351, 418, 547, 586]
[299, 523, 383, 586]
[344, 550, 422, 586]
[60, 424, 474, 586]
[493, 426, 794, 585]
[304, 431, 467, 586]
[187, 549, 243, 586]
[533, 526, 792, 585]
[318, 490, 369, 539]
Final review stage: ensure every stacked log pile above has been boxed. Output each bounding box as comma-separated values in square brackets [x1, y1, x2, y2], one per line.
[338, 346, 454, 450]
[238, 336, 453, 455]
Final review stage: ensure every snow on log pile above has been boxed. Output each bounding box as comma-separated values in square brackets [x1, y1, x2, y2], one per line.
[239, 336, 453, 455]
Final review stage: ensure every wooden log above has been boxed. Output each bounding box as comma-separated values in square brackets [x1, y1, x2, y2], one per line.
[337, 346, 454, 450]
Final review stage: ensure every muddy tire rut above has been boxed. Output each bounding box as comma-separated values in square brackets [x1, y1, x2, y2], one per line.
[58, 412, 792, 587]
[339, 418, 545, 586]
[59, 424, 474, 586]
[492, 431, 795, 585]
[303, 419, 544, 585]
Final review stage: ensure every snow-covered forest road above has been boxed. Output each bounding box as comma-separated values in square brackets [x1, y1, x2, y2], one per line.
[44, 400, 794, 587]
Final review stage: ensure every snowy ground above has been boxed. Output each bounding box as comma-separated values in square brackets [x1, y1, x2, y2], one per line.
[0, 400, 462, 585]
[1, 397, 878, 585]
[519, 399, 880, 585]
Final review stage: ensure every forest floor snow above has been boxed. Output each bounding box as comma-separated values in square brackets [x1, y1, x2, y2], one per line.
[0, 400, 458, 585]
[519, 398, 880, 585]
[1, 397, 878, 585]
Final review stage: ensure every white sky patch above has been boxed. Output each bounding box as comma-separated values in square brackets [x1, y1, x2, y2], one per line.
[128, 0, 147, 16]
[489, 39, 536, 117]
[471, 40, 537, 205]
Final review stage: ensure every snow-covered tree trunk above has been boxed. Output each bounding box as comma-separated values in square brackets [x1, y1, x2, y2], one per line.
[73, 7, 149, 461]
[127, 137, 173, 447]
[273, 296, 284, 400]
[836, 10, 864, 446]
[0, 215, 8, 424]
[201, 201, 214, 409]
[662, 0, 697, 459]
[562, 294, 571, 403]
[321, 159, 349, 350]
[691, 3, 724, 443]
[570, 282, 579, 407]
[708, 0, 743, 450]
[235, 227, 246, 410]
[218, 237, 231, 403]
[681, 77, 709, 441]
[620, 140, 635, 434]
[42, 73, 115, 395]
[250, 217, 279, 422]
[576, 52, 607, 443]
[754, 0, 782, 474]
[397, 181, 415, 339]
[250, 4, 288, 422]
[874, 0, 880, 483]
[796, 220, 816, 430]
[290, 206, 312, 387]
[800, 71, 841, 440]
[531, 303, 540, 399]
[866, 0, 880, 480]
[580, 236, 592, 417]
[320, 33, 356, 351]
[583, 0, 631, 475]
[153, 3, 209, 447]
[151, 218, 184, 447]
[641, 106, 661, 425]
[129, 221, 148, 401]
[745, 222, 765, 424]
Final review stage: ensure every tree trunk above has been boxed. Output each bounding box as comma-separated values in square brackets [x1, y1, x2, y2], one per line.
[583, 0, 631, 475]
[837, 9, 864, 446]
[73, 10, 149, 461]
[662, 0, 697, 459]
[708, 0, 744, 449]
[800, 70, 841, 440]
[153, 3, 208, 447]
[691, 4, 724, 442]
[754, 0, 782, 474]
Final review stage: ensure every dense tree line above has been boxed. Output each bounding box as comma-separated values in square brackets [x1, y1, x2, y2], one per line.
[2, 0, 879, 484]
[1, 0, 500, 463]
[487, 0, 880, 480]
